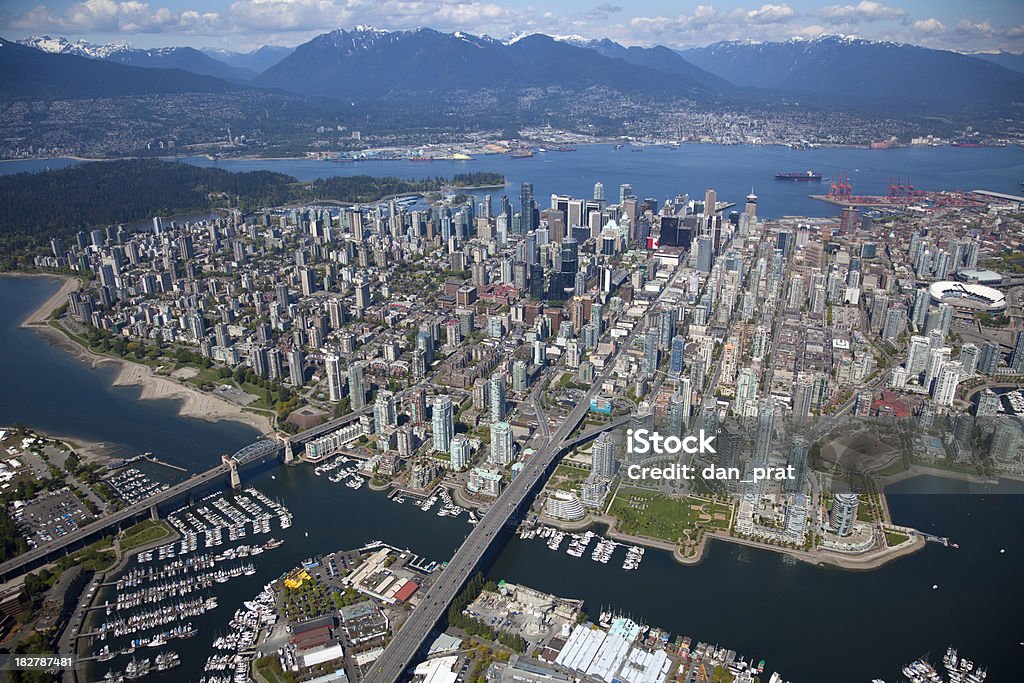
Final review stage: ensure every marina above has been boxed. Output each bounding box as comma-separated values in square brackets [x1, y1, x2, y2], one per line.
[522, 524, 646, 571]
[106, 467, 172, 505]
[78, 488, 291, 681]
[899, 646, 987, 683]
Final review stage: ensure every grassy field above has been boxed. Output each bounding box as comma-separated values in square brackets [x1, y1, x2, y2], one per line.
[119, 519, 174, 552]
[884, 529, 910, 547]
[56, 536, 118, 572]
[551, 464, 589, 492]
[609, 487, 731, 543]
[254, 654, 294, 683]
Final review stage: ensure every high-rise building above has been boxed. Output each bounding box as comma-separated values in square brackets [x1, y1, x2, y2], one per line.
[348, 361, 367, 409]
[830, 493, 859, 537]
[591, 432, 617, 479]
[593, 181, 605, 201]
[1012, 331, 1024, 374]
[658, 308, 677, 349]
[288, 349, 305, 387]
[185, 312, 206, 342]
[300, 267, 317, 296]
[669, 335, 686, 378]
[374, 390, 397, 434]
[619, 183, 632, 205]
[589, 302, 604, 335]
[696, 236, 713, 273]
[489, 374, 507, 423]
[451, 434, 471, 470]
[432, 395, 455, 453]
[906, 335, 931, 377]
[533, 340, 546, 366]
[792, 372, 815, 420]
[978, 341, 1001, 375]
[734, 368, 758, 418]
[991, 421, 1021, 462]
[924, 347, 952, 391]
[520, 182, 536, 233]
[512, 360, 529, 392]
[959, 343, 980, 376]
[489, 421, 514, 466]
[932, 361, 961, 407]
[718, 422, 742, 470]
[975, 388, 1000, 420]
[249, 346, 268, 379]
[268, 350, 284, 382]
[417, 329, 436, 366]
[324, 353, 343, 402]
[642, 327, 660, 378]
[704, 188, 717, 218]
[408, 387, 427, 425]
[355, 281, 371, 312]
[326, 298, 345, 330]
[744, 189, 757, 218]
[754, 399, 774, 468]
[787, 437, 809, 494]
[881, 306, 905, 340]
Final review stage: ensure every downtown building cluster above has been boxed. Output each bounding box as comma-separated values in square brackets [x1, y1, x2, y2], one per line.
[33, 177, 1024, 525]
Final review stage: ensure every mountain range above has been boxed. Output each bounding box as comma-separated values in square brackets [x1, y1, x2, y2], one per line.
[679, 35, 1024, 112]
[19, 35, 259, 82]
[252, 27, 716, 100]
[0, 37, 237, 100]
[9, 29, 1024, 119]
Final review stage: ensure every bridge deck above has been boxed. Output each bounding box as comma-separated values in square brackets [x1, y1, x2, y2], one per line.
[365, 358, 640, 683]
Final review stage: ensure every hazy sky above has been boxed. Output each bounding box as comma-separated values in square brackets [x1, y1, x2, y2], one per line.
[1, 0, 1021, 52]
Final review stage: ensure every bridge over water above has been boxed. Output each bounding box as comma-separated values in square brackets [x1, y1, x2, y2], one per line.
[0, 404, 381, 581]
[365, 353, 644, 683]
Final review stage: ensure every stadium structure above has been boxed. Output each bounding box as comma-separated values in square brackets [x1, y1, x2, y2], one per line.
[928, 281, 1006, 312]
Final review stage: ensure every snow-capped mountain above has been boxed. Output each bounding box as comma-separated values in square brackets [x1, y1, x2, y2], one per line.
[18, 35, 257, 81]
[19, 35, 130, 59]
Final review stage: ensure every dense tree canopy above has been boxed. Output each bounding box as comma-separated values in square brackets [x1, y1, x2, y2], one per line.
[0, 160, 503, 237]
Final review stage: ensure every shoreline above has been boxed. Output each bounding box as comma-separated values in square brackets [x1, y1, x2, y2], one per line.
[8, 271, 81, 326]
[10, 273, 274, 437]
[3, 142, 1016, 168]
[445, 477, 930, 571]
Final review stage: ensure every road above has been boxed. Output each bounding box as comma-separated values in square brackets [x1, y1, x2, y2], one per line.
[365, 265, 682, 683]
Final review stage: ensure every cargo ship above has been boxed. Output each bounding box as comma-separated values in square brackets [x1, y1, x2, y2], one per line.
[775, 171, 822, 181]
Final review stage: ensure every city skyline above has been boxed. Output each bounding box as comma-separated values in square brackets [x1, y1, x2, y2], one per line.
[1, 0, 1022, 53]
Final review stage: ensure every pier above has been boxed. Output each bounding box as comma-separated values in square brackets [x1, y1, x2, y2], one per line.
[924, 534, 957, 548]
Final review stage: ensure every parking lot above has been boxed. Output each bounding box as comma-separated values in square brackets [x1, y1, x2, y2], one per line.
[9, 487, 92, 548]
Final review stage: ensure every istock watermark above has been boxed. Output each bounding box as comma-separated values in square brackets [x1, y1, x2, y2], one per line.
[624, 429, 794, 483]
[626, 428, 717, 456]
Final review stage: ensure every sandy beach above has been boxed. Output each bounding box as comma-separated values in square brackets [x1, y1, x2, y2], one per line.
[14, 272, 274, 435]
[14, 272, 80, 327]
[110, 362, 273, 433]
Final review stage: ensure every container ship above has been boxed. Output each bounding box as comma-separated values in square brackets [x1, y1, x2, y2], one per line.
[775, 171, 822, 181]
